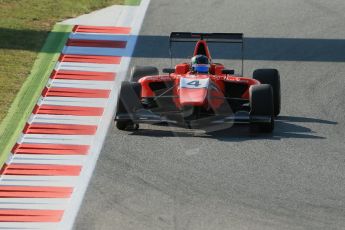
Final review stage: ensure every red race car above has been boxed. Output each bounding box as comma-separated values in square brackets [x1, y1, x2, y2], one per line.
[115, 32, 281, 133]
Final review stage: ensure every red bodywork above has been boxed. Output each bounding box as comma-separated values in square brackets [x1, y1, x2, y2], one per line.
[138, 40, 260, 111]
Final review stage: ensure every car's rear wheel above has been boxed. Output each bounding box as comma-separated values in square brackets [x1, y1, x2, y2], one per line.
[116, 81, 142, 130]
[130, 66, 159, 82]
[253, 69, 281, 116]
[250, 84, 274, 133]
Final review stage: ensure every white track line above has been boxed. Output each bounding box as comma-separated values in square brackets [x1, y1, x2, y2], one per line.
[49, 79, 114, 90]
[62, 46, 130, 57]
[0, 198, 70, 210]
[12, 154, 86, 165]
[21, 134, 94, 145]
[40, 97, 109, 108]
[0, 222, 60, 230]
[0, 176, 78, 187]
[55, 61, 119, 72]
[69, 33, 130, 42]
[28, 114, 101, 125]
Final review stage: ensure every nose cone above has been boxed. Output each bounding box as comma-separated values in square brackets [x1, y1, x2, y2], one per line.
[179, 77, 210, 107]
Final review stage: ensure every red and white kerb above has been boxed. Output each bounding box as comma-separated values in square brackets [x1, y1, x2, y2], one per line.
[0, 25, 131, 227]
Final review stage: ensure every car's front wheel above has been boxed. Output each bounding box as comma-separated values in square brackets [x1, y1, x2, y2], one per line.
[249, 84, 275, 133]
[253, 69, 281, 117]
[116, 120, 139, 131]
[115, 81, 142, 130]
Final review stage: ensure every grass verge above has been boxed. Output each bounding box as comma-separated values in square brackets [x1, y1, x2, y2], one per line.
[0, 0, 126, 121]
[0, 24, 72, 166]
[125, 0, 141, 5]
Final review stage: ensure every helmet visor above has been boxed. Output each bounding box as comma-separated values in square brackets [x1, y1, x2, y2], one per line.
[193, 64, 210, 73]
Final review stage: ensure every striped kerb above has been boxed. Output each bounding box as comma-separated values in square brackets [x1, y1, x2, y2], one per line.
[23, 123, 97, 135]
[12, 143, 89, 155]
[67, 39, 127, 48]
[42, 87, 111, 98]
[0, 20, 136, 227]
[50, 70, 116, 81]
[1, 164, 82, 176]
[58, 54, 121, 64]
[33, 105, 104, 116]
[0, 210, 64, 222]
[72, 25, 131, 34]
[0, 186, 73, 198]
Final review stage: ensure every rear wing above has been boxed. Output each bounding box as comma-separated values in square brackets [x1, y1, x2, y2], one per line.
[169, 32, 243, 43]
[169, 32, 245, 76]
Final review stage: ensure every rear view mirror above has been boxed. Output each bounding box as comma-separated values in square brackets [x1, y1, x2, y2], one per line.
[162, 68, 175, 74]
[222, 69, 235, 75]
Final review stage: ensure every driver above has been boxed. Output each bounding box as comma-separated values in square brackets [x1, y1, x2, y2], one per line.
[191, 55, 211, 73]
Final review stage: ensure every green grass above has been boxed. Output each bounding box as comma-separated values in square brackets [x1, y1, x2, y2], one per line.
[0, 0, 129, 165]
[0, 0, 126, 121]
[125, 0, 141, 5]
[0, 24, 72, 166]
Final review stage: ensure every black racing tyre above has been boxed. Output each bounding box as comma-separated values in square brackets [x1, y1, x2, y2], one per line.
[116, 120, 131, 130]
[116, 120, 139, 131]
[250, 84, 274, 133]
[116, 81, 142, 130]
[253, 69, 281, 116]
[130, 66, 159, 82]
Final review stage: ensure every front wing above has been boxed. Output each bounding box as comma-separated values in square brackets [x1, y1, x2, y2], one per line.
[115, 109, 272, 129]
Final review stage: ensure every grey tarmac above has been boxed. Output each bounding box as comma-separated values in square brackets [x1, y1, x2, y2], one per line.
[74, 0, 345, 229]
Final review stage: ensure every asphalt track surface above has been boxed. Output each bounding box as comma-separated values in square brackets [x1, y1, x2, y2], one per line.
[75, 0, 345, 229]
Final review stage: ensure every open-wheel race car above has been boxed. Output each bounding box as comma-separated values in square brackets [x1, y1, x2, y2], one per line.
[115, 32, 281, 133]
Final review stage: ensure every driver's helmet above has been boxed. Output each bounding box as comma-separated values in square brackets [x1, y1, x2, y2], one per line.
[191, 55, 210, 73]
